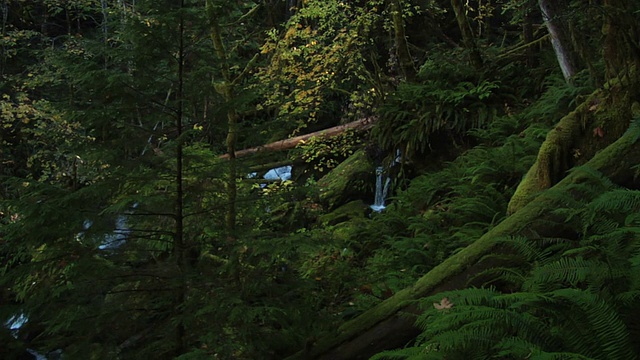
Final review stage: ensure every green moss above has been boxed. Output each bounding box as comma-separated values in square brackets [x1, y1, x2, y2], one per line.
[317, 149, 373, 209]
[508, 81, 639, 214]
[285, 125, 640, 360]
[331, 219, 368, 244]
[318, 200, 367, 226]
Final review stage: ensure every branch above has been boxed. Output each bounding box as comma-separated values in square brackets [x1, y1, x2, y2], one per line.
[219, 117, 377, 159]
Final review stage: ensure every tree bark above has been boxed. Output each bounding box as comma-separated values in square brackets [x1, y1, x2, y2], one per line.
[285, 90, 640, 360]
[388, 0, 416, 81]
[538, 0, 578, 82]
[206, 0, 239, 238]
[523, 0, 537, 68]
[602, 0, 640, 81]
[174, 1, 187, 355]
[508, 78, 640, 214]
[450, 0, 483, 68]
[219, 117, 377, 159]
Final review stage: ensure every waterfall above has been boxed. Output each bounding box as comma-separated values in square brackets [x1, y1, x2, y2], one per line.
[99, 215, 129, 250]
[370, 166, 391, 212]
[76, 203, 138, 250]
[370, 150, 400, 212]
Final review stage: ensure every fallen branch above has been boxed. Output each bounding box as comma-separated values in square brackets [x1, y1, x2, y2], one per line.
[219, 117, 377, 159]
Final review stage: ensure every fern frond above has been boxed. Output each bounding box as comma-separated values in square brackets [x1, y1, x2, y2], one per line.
[529, 351, 596, 360]
[494, 336, 544, 358]
[496, 235, 546, 261]
[370, 346, 439, 360]
[549, 289, 636, 360]
[615, 290, 640, 306]
[524, 257, 604, 292]
[470, 265, 528, 288]
[588, 189, 640, 216]
[567, 166, 617, 192]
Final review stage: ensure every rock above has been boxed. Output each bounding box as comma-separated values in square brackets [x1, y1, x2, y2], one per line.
[318, 200, 367, 227]
[317, 149, 374, 209]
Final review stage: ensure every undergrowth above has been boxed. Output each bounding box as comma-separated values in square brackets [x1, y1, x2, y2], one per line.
[371, 168, 640, 359]
[241, 70, 598, 350]
[348, 74, 593, 298]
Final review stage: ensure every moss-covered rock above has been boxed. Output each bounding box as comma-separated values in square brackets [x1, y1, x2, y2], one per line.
[331, 218, 369, 244]
[269, 198, 325, 230]
[317, 149, 374, 209]
[318, 200, 367, 226]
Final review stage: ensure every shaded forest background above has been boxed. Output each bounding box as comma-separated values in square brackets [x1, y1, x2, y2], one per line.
[2, 0, 640, 359]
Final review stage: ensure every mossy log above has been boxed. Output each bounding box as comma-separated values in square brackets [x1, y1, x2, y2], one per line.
[285, 122, 640, 360]
[507, 80, 640, 214]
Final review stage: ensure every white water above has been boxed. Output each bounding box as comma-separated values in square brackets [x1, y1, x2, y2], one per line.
[98, 215, 129, 250]
[370, 166, 391, 212]
[5, 313, 28, 330]
[263, 166, 292, 181]
[5, 314, 49, 359]
[248, 165, 292, 189]
[76, 202, 138, 250]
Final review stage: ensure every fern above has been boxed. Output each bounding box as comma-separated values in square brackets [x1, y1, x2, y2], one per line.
[523, 257, 608, 292]
[374, 176, 640, 359]
[373, 58, 505, 159]
[548, 289, 636, 359]
[519, 71, 594, 125]
[587, 189, 640, 216]
[371, 346, 442, 360]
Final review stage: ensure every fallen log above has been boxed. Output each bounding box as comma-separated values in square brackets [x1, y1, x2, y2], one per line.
[219, 117, 376, 159]
[284, 120, 640, 359]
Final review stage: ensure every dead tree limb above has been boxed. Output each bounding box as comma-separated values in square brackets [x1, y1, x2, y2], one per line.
[219, 117, 377, 159]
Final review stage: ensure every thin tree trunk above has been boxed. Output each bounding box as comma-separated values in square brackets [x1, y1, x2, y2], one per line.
[450, 0, 483, 68]
[101, 0, 108, 42]
[173, 0, 187, 355]
[538, 0, 577, 82]
[523, 0, 537, 68]
[206, 0, 238, 238]
[388, 0, 416, 81]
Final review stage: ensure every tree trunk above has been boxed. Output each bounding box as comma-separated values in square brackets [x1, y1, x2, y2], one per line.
[602, 0, 640, 81]
[285, 87, 640, 360]
[173, 1, 187, 355]
[388, 0, 416, 81]
[538, 0, 578, 82]
[523, 0, 537, 68]
[450, 0, 483, 68]
[206, 0, 238, 238]
[219, 117, 377, 159]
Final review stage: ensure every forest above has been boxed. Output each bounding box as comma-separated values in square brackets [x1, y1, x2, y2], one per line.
[2, 0, 640, 359]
